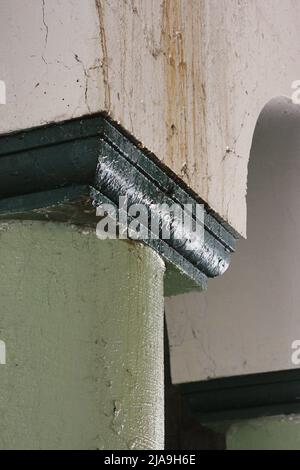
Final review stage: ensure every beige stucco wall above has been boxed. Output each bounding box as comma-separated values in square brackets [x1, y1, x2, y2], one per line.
[1, 0, 299, 236]
[166, 97, 300, 383]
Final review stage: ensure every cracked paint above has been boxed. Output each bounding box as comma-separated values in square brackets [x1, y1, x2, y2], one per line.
[95, 0, 111, 111]
[1, 0, 300, 236]
[41, 0, 49, 64]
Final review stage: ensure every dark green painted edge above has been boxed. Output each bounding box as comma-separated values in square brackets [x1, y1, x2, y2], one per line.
[0, 113, 238, 294]
[179, 368, 300, 422]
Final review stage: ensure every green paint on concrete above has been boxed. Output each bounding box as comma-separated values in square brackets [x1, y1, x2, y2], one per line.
[227, 415, 300, 450]
[0, 220, 165, 450]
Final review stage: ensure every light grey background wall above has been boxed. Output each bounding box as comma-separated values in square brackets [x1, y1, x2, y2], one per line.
[166, 97, 300, 383]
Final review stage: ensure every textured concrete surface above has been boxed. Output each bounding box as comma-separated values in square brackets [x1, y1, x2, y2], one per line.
[1, 1, 299, 235]
[227, 415, 300, 450]
[166, 97, 300, 383]
[0, 220, 165, 449]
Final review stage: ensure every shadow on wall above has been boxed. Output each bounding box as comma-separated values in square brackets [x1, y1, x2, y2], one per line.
[165, 96, 300, 383]
[164, 321, 225, 450]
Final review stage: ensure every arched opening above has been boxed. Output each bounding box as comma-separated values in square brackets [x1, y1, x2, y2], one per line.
[165, 96, 300, 447]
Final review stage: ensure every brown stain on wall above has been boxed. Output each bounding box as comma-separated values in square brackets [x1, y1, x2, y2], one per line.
[94, 0, 209, 202]
[161, 0, 208, 198]
[162, 0, 188, 176]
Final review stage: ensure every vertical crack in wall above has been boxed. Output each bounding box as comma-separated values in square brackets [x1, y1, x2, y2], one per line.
[41, 0, 49, 64]
[74, 53, 91, 112]
[95, 0, 111, 111]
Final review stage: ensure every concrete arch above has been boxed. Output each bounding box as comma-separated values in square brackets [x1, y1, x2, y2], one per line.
[166, 93, 300, 383]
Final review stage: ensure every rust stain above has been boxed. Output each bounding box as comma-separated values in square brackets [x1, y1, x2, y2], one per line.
[93, 0, 209, 203]
[161, 0, 208, 198]
[95, 0, 111, 110]
[162, 0, 187, 176]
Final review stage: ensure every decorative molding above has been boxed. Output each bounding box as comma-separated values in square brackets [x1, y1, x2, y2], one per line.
[0, 114, 238, 293]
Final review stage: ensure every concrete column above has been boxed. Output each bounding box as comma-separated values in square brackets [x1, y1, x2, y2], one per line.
[0, 220, 165, 450]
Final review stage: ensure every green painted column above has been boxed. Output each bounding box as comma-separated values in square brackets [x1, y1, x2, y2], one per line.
[227, 415, 300, 450]
[0, 220, 165, 450]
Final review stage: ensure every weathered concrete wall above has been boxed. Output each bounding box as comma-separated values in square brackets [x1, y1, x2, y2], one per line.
[0, 220, 165, 449]
[166, 97, 300, 383]
[1, 0, 299, 236]
[227, 415, 300, 450]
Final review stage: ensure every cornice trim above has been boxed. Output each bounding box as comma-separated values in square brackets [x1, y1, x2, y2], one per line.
[0, 114, 238, 294]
